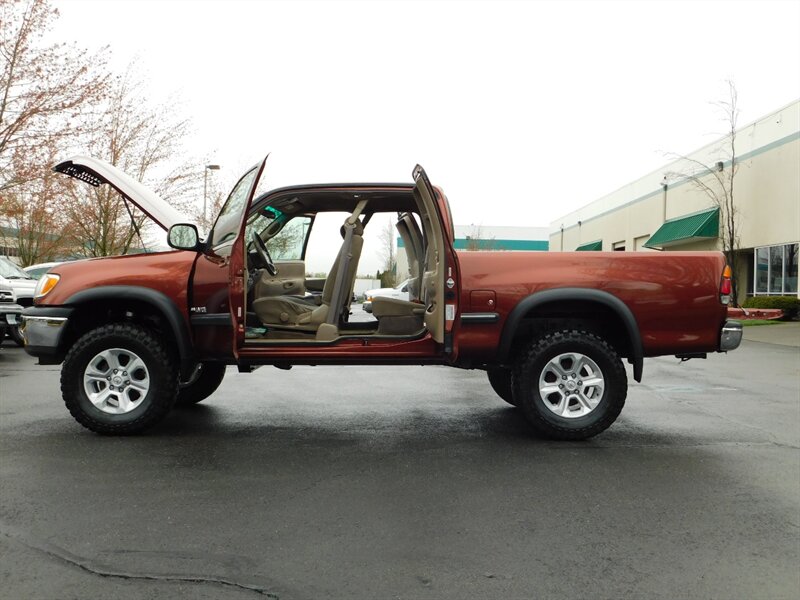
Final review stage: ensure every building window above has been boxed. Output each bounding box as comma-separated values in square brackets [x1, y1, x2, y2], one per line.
[787, 244, 798, 294]
[753, 243, 799, 295]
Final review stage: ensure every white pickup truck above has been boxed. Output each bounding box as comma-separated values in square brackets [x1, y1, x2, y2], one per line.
[362, 278, 411, 314]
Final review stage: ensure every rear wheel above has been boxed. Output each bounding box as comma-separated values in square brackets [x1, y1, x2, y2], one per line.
[487, 368, 517, 406]
[176, 362, 226, 406]
[512, 330, 627, 440]
[61, 323, 178, 435]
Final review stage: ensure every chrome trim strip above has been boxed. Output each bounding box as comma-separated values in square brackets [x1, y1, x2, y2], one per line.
[22, 316, 68, 326]
[460, 312, 500, 324]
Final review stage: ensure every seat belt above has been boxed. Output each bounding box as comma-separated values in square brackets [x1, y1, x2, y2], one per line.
[326, 200, 368, 325]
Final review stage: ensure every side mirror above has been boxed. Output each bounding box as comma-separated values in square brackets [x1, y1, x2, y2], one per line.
[167, 223, 200, 250]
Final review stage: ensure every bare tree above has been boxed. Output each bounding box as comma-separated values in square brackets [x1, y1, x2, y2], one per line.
[667, 80, 741, 304]
[377, 217, 396, 286]
[464, 224, 499, 251]
[193, 184, 224, 237]
[0, 0, 109, 192]
[0, 141, 71, 265]
[62, 64, 200, 257]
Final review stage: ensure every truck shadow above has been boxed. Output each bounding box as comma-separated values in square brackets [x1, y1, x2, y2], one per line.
[155, 402, 703, 450]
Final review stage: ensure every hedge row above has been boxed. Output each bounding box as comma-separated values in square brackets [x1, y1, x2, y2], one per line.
[742, 295, 799, 319]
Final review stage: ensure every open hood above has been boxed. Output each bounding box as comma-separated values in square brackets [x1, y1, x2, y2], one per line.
[54, 156, 189, 231]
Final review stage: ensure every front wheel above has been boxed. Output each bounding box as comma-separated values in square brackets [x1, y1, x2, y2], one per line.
[60, 323, 179, 435]
[512, 330, 627, 440]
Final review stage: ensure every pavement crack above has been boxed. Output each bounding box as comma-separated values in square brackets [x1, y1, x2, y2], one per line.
[0, 525, 278, 597]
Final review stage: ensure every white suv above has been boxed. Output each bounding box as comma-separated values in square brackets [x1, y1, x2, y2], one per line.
[0, 257, 36, 345]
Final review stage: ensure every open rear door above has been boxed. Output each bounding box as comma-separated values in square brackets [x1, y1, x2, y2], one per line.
[412, 165, 458, 350]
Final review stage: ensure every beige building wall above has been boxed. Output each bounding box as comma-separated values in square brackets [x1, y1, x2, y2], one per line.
[550, 100, 800, 301]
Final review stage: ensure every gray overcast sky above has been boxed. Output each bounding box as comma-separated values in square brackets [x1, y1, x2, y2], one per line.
[51, 0, 800, 273]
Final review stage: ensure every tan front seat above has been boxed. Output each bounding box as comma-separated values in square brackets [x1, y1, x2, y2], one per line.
[253, 219, 364, 329]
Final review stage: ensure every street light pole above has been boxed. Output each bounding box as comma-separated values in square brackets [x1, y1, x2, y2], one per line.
[203, 164, 221, 225]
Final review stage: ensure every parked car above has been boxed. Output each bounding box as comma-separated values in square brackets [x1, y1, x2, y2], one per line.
[23, 155, 741, 439]
[363, 279, 411, 313]
[0, 256, 36, 345]
[24, 261, 65, 280]
[0, 282, 22, 346]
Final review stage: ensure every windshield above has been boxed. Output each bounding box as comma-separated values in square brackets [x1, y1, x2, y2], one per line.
[0, 257, 33, 279]
[245, 206, 311, 261]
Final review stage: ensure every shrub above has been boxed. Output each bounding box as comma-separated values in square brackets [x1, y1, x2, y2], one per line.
[742, 295, 800, 320]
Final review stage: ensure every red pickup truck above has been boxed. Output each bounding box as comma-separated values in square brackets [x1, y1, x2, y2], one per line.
[22, 156, 742, 439]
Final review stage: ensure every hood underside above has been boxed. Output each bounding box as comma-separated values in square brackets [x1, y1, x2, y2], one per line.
[54, 156, 189, 231]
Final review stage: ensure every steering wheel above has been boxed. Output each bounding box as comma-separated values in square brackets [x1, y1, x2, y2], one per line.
[252, 232, 277, 276]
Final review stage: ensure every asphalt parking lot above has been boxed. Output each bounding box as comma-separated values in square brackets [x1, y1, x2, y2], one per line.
[1, 324, 799, 600]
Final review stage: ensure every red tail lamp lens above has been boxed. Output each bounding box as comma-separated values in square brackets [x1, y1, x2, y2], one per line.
[720, 265, 732, 298]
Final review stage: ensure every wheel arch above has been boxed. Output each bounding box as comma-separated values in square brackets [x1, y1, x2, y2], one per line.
[63, 286, 195, 378]
[498, 288, 644, 382]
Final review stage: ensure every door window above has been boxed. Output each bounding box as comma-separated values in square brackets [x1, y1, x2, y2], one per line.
[209, 167, 260, 249]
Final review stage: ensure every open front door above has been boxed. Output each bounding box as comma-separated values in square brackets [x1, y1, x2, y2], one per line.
[225, 157, 270, 358]
[189, 156, 268, 361]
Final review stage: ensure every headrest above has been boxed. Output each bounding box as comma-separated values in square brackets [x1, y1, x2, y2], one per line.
[340, 219, 364, 238]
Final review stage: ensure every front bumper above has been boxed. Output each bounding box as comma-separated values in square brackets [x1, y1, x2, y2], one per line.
[1, 303, 23, 327]
[21, 306, 73, 361]
[719, 319, 743, 352]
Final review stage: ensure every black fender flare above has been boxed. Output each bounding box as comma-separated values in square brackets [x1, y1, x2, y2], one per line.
[498, 288, 644, 382]
[66, 285, 195, 378]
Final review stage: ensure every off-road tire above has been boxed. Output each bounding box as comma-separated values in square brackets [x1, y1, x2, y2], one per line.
[512, 330, 627, 440]
[176, 362, 226, 406]
[487, 368, 517, 406]
[60, 323, 178, 435]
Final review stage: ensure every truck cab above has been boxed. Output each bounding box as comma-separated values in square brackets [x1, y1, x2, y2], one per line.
[180, 158, 460, 368]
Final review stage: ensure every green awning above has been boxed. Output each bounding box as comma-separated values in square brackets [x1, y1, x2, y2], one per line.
[575, 240, 602, 251]
[644, 208, 719, 249]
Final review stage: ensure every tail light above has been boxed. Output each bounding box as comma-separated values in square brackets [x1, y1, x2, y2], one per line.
[720, 265, 732, 304]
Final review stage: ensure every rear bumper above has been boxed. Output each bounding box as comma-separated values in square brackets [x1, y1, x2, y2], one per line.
[719, 320, 742, 352]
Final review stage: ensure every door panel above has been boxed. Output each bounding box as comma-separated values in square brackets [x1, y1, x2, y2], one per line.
[412, 165, 448, 344]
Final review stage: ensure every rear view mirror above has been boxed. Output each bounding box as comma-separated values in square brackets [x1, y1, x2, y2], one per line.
[168, 223, 200, 250]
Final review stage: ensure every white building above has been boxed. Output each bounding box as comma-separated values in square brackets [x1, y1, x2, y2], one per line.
[549, 100, 800, 303]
